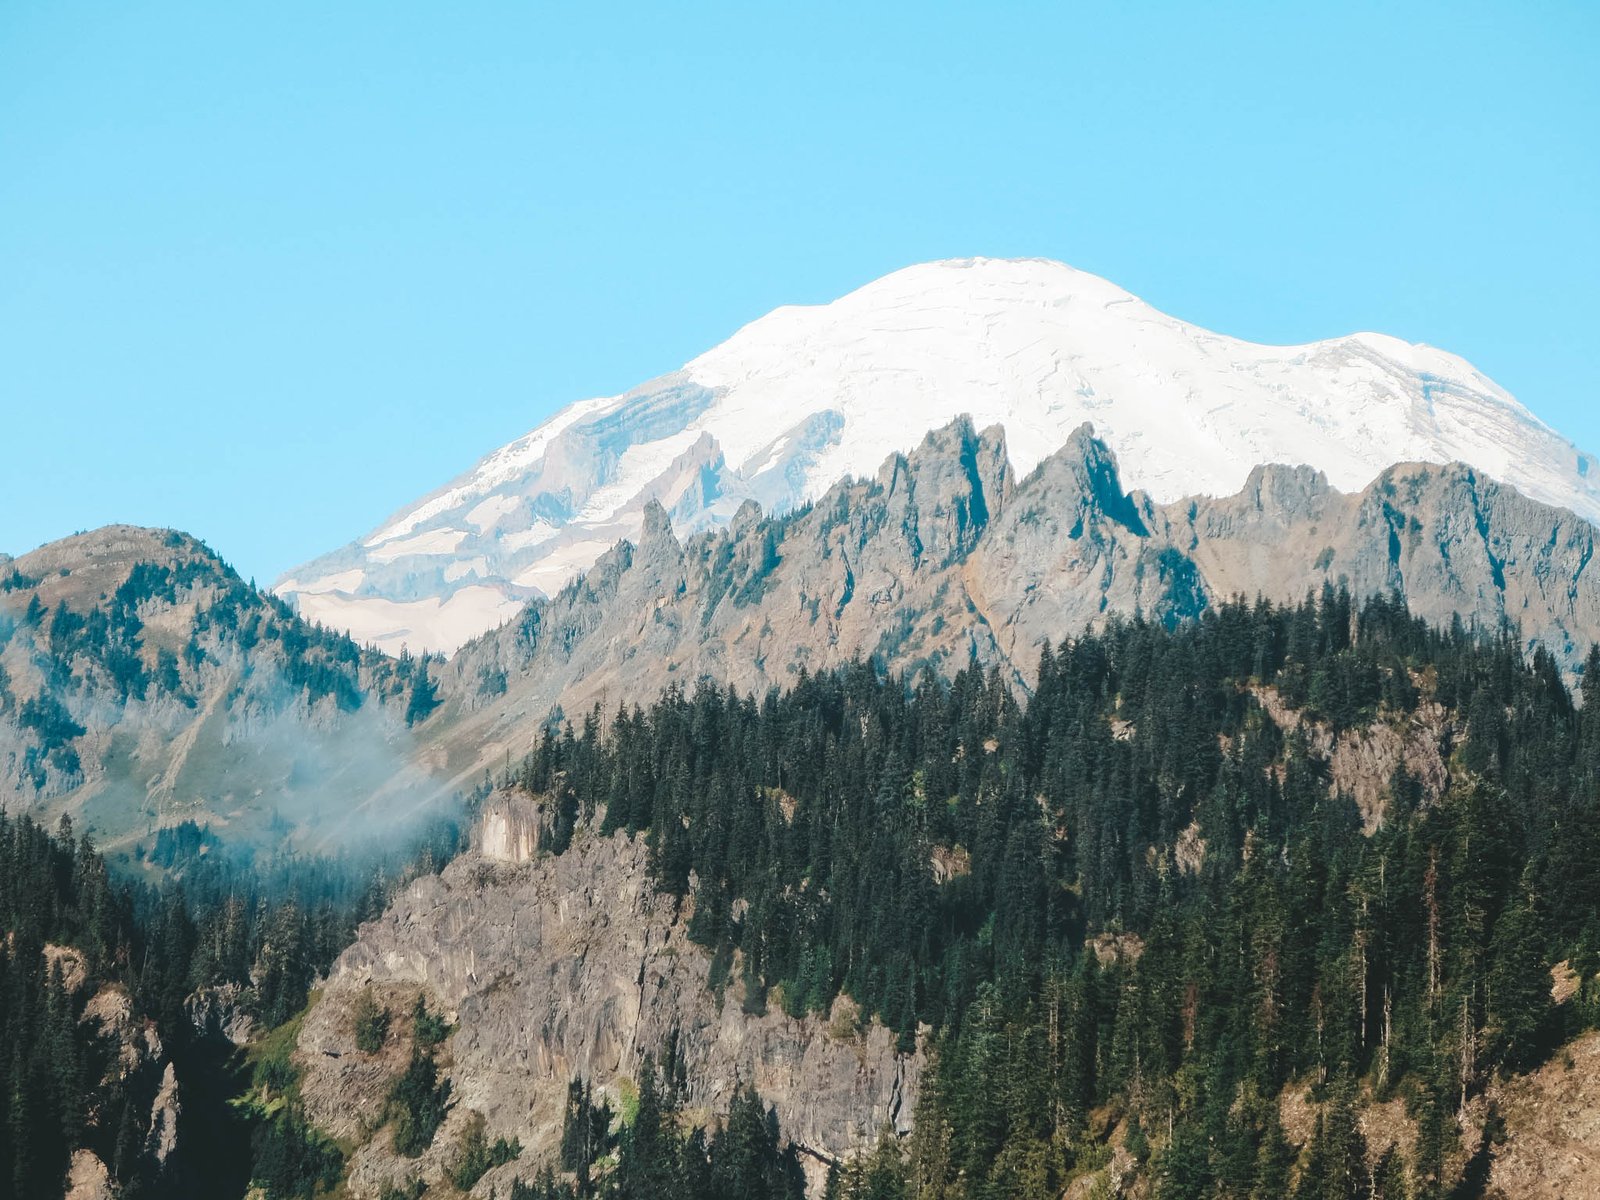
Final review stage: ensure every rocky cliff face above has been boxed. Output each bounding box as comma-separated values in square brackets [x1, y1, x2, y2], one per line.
[296, 810, 922, 1196]
[42, 945, 183, 1197]
[183, 983, 258, 1046]
[1166, 457, 1600, 666]
[64, 1149, 116, 1200]
[419, 418, 1600, 799]
[476, 790, 548, 863]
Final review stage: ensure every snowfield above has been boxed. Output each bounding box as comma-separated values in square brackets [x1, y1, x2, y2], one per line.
[277, 257, 1600, 655]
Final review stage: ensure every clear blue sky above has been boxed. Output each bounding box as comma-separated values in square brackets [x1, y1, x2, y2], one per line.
[2, 1, 1595, 584]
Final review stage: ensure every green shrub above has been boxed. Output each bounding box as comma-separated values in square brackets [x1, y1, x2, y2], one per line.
[353, 989, 390, 1054]
[448, 1109, 522, 1190]
[388, 1047, 451, 1157]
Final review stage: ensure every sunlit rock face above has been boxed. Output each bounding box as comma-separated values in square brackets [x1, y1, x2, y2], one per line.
[475, 792, 546, 863]
[296, 829, 923, 1196]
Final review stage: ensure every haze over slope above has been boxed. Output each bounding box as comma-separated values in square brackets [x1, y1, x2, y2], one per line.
[0, 526, 444, 857]
[277, 257, 1600, 654]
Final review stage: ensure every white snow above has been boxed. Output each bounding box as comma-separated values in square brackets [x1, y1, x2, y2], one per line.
[498, 521, 560, 553]
[363, 397, 613, 546]
[574, 430, 704, 524]
[465, 494, 520, 531]
[365, 527, 467, 564]
[670, 257, 1575, 511]
[510, 539, 617, 594]
[278, 256, 1600, 654]
[276, 567, 365, 595]
[293, 585, 525, 657]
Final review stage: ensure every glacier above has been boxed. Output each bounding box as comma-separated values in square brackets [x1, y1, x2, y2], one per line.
[277, 257, 1600, 655]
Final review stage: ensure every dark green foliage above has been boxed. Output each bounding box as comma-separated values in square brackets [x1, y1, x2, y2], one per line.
[1291, 1084, 1365, 1200]
[706, 1084, 806, 1200]
[0, 807, 458, 1199]
[0, 948, 116, 1198]
[251, 1037, 299, 1104]
[17, 691, 86, 746]
[508, 1170, 581, 1200]
[0, 568, 40, 591]
[509, 588, 1600, 1198]
[560, 1078, 611, 1182]
[10, 582, 1600, 1198]
[387, 1047, 452, 1157]
[146, 819, 221, 870]
[249, 1107, 343, 1200]
[0, 813, 133, 1195]
[403, 651, 441, 726]
[241, 1015, 346, 1200]
[478, 662, 510, 698]
[447, 1109, 520, 1191]
[543, 1057, 805, 1200]
[353, 990, 390, 1054]
[410, 993, 451, 1048]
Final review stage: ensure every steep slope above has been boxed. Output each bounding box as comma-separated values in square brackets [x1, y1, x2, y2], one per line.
[0, 830, 187, 1199]
[1486, 1027, 1600, 1198]
[296, 797, 919, 1196]
[277, 257, 1600, 653]
[291, 602, 1600, 1200]
[418, 418, 1600, 794]
[0, 526, 442, 857]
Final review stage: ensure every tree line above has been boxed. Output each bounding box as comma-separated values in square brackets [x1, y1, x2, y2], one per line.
[0, 807, 462, 1198]
[510, 587, 1600, 1198]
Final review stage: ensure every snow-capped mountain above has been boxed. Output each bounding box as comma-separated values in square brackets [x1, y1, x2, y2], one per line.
[277, 257, 1600, 654]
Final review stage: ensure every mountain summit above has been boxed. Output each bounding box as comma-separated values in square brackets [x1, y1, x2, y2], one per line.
[278, 257, 1600, 654]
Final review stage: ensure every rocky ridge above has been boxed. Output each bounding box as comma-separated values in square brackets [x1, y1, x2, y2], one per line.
[12, 420, 1600, 859]
[420, 418, 1600, 800]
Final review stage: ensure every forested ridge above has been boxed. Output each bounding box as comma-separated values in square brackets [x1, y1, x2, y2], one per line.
[0, 529, 441, 804]
[6, 586, 1600, 1198]
[509, 588, 1600, 1199]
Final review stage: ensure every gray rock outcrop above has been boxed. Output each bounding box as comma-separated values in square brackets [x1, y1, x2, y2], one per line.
[64, 1149, 116, 1200]
[144, 1063, 181, 1167]
[476, 791, 549, 863]
[184, 982, 258, 1046]
[297, 820, 922, 1195]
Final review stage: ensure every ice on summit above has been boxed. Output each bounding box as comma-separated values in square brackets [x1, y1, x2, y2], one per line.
[278, 257, 1600, 655]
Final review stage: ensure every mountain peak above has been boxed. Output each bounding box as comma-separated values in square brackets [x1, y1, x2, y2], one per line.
[831, 255, 1140, 307]
[278, 258, 1600, 654]
[10, 525, 227, 611]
